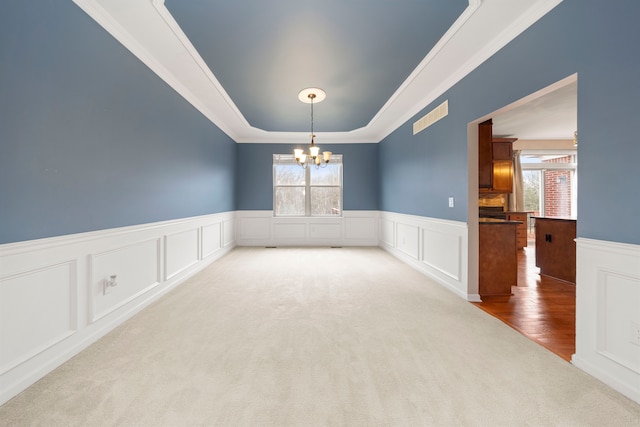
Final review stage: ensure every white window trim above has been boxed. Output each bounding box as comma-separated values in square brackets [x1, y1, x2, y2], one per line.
[273, 154, 343, 217]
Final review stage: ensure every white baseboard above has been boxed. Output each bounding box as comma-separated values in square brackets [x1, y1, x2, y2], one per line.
[0, 212, 235, 406]
[574, 237, 640, 404]
[378, 211, 474, 301]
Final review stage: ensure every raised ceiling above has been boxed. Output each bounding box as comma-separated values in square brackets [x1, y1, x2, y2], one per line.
[72, 0, 564, 143]
[165, 0, 466, 133]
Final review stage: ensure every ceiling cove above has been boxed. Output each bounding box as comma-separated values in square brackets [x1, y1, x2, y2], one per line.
[72, 0, 563, 144]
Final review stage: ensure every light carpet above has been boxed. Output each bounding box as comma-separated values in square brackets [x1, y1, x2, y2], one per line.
[1, 247, 639, 426]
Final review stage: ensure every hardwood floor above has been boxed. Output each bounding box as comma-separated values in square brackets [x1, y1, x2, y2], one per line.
[473, 240, 576, 361]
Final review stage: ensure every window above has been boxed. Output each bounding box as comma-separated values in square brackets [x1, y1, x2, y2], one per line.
[521, 151, 577, 218]
[273, 154, 343, 216]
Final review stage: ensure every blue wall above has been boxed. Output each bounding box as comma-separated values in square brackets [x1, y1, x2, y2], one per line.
[0, 1, 236, 244]
[236, 143, 378, 211]
[379, 0, 640, 245]
[2, 1, 639, 247]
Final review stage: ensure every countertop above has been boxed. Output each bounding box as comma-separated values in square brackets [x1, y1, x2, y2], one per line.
[532, 216, 576, 222]
[479, 218, 522, 224]
[478, 210, 533, 219]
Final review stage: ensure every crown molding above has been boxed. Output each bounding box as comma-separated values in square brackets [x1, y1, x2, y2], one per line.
[72, 0, 563, 144]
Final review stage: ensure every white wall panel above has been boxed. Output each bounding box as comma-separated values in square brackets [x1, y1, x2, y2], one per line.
[0, 262, 77, 374]
[235, 211, 378, 247]
[422, 228, 461, 281]
[573, 238, 640, 404]
[597, 270, 640, 374]
[223, 219, 235, 247]
[238, 217, 270, 241]
[309, 223, 341, 239]
[202, 223, 222, 259]
[396, 223, 420, 259]
[380, 218, 395, 246]
[0, 212, 234, 406]
[345, 216, 377, 242]
[165, 229, 199, 280]
[90, 239, 161, 322]
[274, 223, 306, 240]
[378, 212, 470, 301]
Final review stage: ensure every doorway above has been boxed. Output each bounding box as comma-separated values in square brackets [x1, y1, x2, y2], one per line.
[469, 74, 578, 360]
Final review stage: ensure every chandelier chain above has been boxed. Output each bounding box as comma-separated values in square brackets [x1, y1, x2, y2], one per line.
[309, 93, 315, 144]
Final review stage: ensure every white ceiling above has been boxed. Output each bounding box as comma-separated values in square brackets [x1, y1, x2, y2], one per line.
[492, 77, 577, 140]
[72, 0, 565, 143]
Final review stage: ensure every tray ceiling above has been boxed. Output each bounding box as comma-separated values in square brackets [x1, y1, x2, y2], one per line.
[72, 0, 564, 143]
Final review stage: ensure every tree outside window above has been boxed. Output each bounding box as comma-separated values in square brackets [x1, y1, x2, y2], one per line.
[273, 154, 342, 216]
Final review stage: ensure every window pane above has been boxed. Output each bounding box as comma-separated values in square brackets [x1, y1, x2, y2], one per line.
[275, 187, 305, 216]
[523, 170, 541, 216]
[275, 165, 305, 185]
[310, 164, 341, 185]
[311, 187, 341, 216]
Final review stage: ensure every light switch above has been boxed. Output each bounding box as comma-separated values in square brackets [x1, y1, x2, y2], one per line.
[448, 197, 454, 208]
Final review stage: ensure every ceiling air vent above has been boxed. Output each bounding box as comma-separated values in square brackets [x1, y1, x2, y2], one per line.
[413, 100, 448, 135]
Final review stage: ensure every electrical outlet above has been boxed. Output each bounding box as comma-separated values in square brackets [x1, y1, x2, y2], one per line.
[103, 275, 118, 295]
[631, 321, 640, 347]
[448, 197, 454, 208]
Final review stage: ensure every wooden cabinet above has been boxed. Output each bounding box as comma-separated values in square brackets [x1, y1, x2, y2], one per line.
[479, 119, 494, 189]
[505, 212, 529, 249]
[492, 139, 513, 159]
[491, 160, 513, 193]
[478, 120, 516, 193]
[534, 217, 576, 284]
[479, 221, 518, 296]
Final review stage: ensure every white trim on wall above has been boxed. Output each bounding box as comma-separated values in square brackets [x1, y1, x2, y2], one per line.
[3, 213, 640, 406]
[378, 211, 474, 302]
[0, 212, 235, 406]
[572, 237, 640, 404]
[235, 210, 379, 247]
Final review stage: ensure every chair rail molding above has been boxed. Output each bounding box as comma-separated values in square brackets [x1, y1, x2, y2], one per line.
[0, 212, 235, 406]
[378, 211, 472, 301]
[572, 237, 640, 404]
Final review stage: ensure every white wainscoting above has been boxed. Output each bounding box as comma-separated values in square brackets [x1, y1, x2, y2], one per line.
[89, 238, 161, 322]
[235, 211, 379, 247]
[572, 238, 640, 404]
[378, 211, 472, 301]
[0, 212, 235, 406]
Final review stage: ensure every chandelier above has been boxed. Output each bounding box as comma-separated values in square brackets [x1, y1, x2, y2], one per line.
[294, 88, 331, 168]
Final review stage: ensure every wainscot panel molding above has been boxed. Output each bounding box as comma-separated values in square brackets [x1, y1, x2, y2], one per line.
[165, 229, 199, 281]
[89, 239, 161, 322]
[0, 212, 235, 406]
[572, 238, 640, 404]
[0, 261, 77, 376]
[235, 211, 379, 247]
[378, 211, 471, 301]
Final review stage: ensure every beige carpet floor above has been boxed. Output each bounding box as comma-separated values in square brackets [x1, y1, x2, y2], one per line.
[1, 247, 639, 426]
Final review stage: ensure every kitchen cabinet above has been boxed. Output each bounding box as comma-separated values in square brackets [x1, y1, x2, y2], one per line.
[478, 119, 516, 193]
[479, 220, 518, 296]
[491, 159, 513, 193]
[505, 212, 529, 248]
[492, 139, 513, 159]
[534, 217, 576, 284]
[479, 119, 494, 189]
